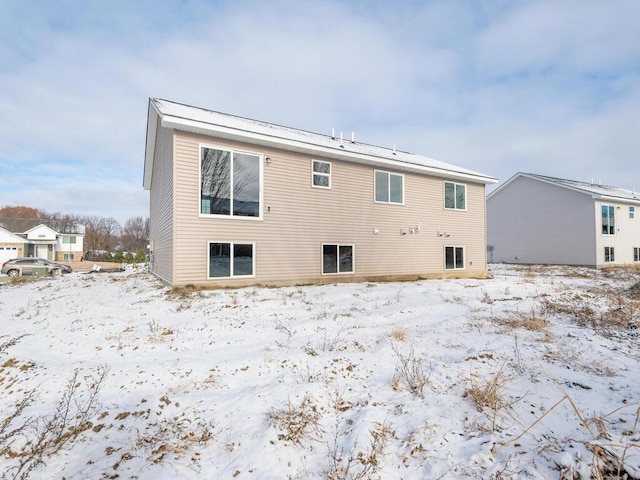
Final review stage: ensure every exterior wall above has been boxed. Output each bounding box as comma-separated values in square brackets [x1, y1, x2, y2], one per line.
[55, 234, 84, 261]
[166, 130, 488, 287]
[148, 123, 175, 284]
[595, 200, 640, 266]
[487, 176, 596, 265]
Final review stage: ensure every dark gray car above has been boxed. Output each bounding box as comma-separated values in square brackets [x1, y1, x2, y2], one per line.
[1, 258, 73, 277]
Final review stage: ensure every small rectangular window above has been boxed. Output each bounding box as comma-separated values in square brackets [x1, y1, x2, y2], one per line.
[312, 160, 331, 188]
[602, 205, 615, 235]
[445, 246, 465, 270]
[634, 247, 640, 262]
[630, 206, 635, 219]
[374, 170, 403, 204]
[322, 244, 354, 274]
[208, 242, 254, 278]
[444, 182, 466, 210]
[604, 246, 615, 262]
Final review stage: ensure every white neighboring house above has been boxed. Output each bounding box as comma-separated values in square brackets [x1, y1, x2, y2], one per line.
[487, 173, 640, 267]
[0, 219, 85, 262]
[0, 226, 27, 265]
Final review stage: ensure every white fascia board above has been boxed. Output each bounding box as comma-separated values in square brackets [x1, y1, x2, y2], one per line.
[143, 101, 160, 190]
[596, 194, 640, 205]
[160, 115, 497, 185]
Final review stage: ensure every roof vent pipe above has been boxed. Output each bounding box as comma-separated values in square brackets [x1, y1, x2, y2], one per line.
[340, 132, 344, 148]
[351, 131, 355, 143]
[331, 128, 335, 140]
[392, 144, 396, 155]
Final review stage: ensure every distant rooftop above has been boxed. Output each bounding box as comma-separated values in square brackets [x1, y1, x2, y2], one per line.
[144, 98, 497, 188]
[523, 173, 640, 201]
[489, 172, 640, 202]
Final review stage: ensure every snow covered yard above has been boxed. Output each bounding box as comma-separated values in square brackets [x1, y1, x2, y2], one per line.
[1, 265, 639, 479]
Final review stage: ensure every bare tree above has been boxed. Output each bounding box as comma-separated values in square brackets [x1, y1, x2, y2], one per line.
[121, 216, 149, 252]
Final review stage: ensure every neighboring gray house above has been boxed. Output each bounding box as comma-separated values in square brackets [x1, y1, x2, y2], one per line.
[487, 173, 640, 267]
[143, 98, 498, 287]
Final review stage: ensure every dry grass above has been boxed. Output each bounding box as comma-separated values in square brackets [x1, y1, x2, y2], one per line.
[391, 345, 430, 398]
[269, 395, 322, 445]
[389, 327, 409, 342]
[465, 364, 510, 432]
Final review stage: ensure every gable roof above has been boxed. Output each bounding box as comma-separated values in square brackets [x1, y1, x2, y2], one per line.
[0, 225, 28, 244]
[488, 172, 640, 204]
[144, 98, 497, 189]
[0, 218, 45, 234]
[0, 218, 85, 235]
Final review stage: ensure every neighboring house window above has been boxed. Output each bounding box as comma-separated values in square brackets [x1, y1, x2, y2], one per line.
[601, 205, 615, 235]
[604, 246, 615, 263]
[62, 236, 76, 244]
[63, 253, 75, 260]
[630, 206, 635, 219]
[208, 242, 255, 278]
[312, 160, 331, 188]
[444, 182, 466, 210]
[200, 146, 261, 218]
[634, 247, 640, 262]
[445, 246, 465, 270]
[374, 171, 403, 204]
[322, 244, 354, 274]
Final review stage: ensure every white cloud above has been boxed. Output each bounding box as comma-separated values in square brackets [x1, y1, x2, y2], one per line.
[0, 0, 639, 224]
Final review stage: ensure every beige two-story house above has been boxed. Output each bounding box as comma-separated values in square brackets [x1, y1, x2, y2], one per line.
[143, 98, 497, 287]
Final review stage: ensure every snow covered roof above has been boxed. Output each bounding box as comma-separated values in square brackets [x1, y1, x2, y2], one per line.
[144, 98, 497, 189]
[488, 172, 640, 203]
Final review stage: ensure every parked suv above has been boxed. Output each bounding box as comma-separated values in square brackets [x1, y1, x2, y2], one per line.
[1, 258, 73, 277]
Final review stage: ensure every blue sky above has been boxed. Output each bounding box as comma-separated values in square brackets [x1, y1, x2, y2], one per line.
[1, 0, 639, 226]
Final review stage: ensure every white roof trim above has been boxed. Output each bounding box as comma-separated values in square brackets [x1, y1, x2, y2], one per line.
[144, 98, 497, 189]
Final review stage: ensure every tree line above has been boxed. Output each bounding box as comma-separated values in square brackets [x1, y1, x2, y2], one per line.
[0, 205, 149, 262]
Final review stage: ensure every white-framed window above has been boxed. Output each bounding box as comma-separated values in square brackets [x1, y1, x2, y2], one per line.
[200, 145, 262, 219]
[63, 253, 75, 260]
[62, 235, 77, 244]
[445, 246, 465, 270]
[208, 241, 255, 278]
[374, 170, 404, 204]
[601, 205, 615, 235]
[634, 247, 640, 262]
[604, 246, 615, 263]
[312, 160, 331, 188]
[630, 206, 635, 219]
[444, 181, 466, 210]
[322, 244, 354, 274]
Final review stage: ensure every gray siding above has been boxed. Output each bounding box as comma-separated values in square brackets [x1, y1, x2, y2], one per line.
[487, 176, 596, 265]
[149, 124, 175, 284]
[167, 131, 488, 287]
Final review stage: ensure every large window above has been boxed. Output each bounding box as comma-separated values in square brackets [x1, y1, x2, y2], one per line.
[604, 246, 615, 263]
[444, 182, 466, 210]
[312, 160, 331, 188]
[208, 242, 255, 278]
[374, 171, 403, 204]
[601, 205, 615, 235]
[200, 147, 261, 218]
[62, 236, 76, 244]
[445, 246, 465, 270]
[322, 244, 354, 274]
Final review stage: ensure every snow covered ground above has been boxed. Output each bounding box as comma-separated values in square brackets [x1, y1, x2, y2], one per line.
[1, 264, 639, 479]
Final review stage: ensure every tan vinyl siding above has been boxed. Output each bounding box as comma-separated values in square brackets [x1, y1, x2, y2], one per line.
[169, 131, 488, 287]
[148, 124, 174, 284]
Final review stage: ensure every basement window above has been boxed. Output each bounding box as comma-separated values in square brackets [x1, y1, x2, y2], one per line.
[604, 246, 615, 263]
[208, 242, 255, 278]
[445, 246, 465, 270]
